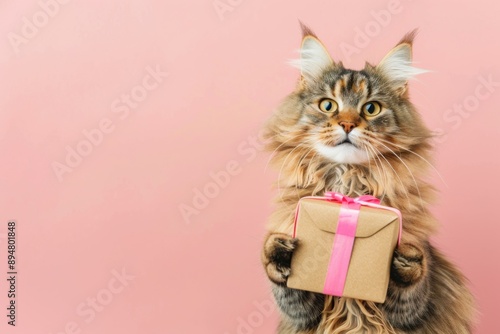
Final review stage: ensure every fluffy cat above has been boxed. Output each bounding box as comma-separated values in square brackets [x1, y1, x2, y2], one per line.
[261, 24, 475, 334]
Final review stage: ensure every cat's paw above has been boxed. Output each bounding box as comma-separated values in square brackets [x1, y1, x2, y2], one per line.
[391, 243, 427, 286]
[262, 233, 298, 285]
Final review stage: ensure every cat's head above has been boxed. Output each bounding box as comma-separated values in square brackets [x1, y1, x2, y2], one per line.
[266, 24, 432, 166]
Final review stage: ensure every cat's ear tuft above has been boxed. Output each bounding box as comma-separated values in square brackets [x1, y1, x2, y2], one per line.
[397, 29, 418, 46]
[289, 23, 333, 83]
[376, 29, 427, 95]
[299, 21, 317, 39]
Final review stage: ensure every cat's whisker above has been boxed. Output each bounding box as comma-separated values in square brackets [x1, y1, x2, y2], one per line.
[359, 141, 383, 200]
[367, 140, 413, 209]
[374, 136, 448, 188]
[362, 141, 390, 203]
[306, 150, 319, 188]
[359, 142, 376, 191]
[359, 139, 385, 197]
[362, 135, 424, 210]
[371, 147, 390, 204]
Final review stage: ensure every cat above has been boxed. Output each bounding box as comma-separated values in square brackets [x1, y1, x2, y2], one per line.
[261, 24, 475, 334]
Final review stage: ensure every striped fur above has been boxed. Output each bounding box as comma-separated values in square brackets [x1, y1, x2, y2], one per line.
[261, 25, 475, 334]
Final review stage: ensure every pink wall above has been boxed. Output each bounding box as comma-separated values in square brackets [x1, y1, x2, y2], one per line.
[0, 0, 498, 333]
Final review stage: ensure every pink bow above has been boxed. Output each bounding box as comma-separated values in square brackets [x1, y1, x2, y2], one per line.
[324, 191, 381, 205]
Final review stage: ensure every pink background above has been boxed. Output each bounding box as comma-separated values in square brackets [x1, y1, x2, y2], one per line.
[0, 0, 499, 333]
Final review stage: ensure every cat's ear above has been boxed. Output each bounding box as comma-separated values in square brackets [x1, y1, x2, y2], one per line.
[376, 30, 427, 95]
[289, 23, 334, 83]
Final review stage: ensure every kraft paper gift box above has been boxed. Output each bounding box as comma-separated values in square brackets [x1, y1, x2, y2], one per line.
[287, 192, 401, 303]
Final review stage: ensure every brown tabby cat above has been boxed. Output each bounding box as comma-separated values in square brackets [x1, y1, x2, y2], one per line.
[261, 24, 475, 334]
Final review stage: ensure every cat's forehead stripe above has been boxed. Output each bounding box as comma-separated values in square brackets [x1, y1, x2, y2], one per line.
[345, 72, 355, 92]
[353, 77, 366, 93]
[330, 71, 374, 105]
[354, 72, 369, 94]
[332, 77, 342, 98]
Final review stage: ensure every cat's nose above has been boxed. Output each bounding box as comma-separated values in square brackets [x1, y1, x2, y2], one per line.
[339, 121, 356, 134]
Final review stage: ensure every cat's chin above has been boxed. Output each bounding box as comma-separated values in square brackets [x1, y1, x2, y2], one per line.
[315, 142, 370, 165]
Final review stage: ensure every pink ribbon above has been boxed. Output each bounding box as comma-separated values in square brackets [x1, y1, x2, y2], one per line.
[292, 191, 402, 297]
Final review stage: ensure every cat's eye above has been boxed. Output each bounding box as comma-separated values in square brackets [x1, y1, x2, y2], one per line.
[318, 99, 338, 113]
[361, 102, 382, 117]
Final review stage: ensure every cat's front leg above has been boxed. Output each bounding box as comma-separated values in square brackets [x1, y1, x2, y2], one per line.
[262, 233, 325, 331]
[382, 242, 432, 331]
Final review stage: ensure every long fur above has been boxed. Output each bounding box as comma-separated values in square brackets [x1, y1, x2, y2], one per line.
[261, 26, 475, 334]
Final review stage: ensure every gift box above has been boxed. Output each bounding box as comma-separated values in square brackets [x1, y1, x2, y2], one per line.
[286, 192, 402, 303]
